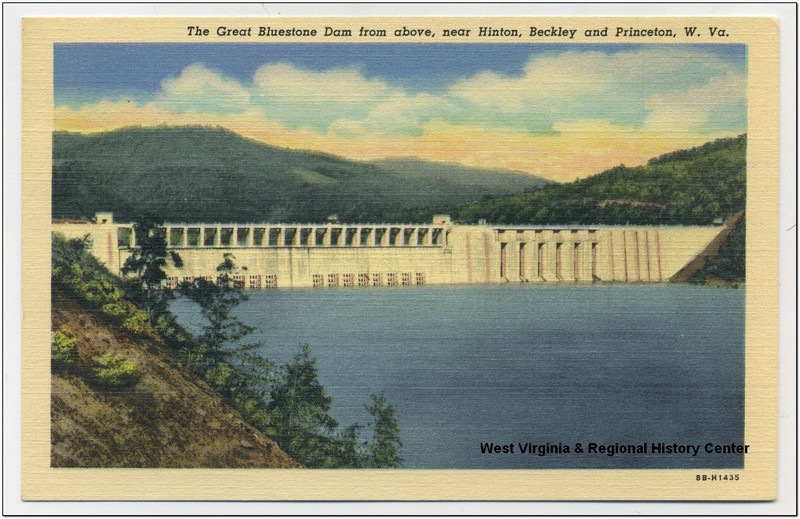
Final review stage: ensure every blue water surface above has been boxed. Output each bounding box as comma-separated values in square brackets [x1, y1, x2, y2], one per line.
[171, 284, 744, 469]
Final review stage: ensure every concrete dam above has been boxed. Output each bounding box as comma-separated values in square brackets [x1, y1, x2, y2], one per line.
[53, 213, 732, 289]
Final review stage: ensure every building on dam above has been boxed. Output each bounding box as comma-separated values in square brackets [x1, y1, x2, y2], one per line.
[52, 212, 736, 289]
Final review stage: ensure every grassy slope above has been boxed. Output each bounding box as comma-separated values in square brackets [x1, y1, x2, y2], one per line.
[51, 289, 300, 468]
[52, 126, 548, 223]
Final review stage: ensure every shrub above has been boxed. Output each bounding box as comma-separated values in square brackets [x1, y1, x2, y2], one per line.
[121, 312, 150, 335]
[154, 313, 191, 349]
[241, 398, 272, 430]
[51, 329, 77, 371]
[92, 353, 141, 389]
[101, 302, 127, 317]
[206, 362, 233, 386]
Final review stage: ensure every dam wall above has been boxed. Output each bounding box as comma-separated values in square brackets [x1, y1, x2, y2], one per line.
[52, 212, 121, 273]
[53, 213, 727, 289]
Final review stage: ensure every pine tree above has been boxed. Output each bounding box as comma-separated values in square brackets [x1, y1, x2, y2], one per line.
[121, 215, 182, 322]
[266, 344, 340, 467]
[365, 393, 403, 468]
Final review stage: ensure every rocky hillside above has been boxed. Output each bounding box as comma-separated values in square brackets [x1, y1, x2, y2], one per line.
[51, 289, 300, 468]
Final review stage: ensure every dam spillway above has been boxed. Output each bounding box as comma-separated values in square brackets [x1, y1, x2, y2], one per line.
[52, 213, 732, 289]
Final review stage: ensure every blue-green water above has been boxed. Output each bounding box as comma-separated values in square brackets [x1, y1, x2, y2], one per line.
[171, 284, 745, 469]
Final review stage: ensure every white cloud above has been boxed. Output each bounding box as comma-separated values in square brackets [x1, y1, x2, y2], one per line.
[448, 47, 745, 130]
[644, 72, 747, 131]
[147, 49, 744, 136]
[253, 62, 393, 105]
[158, 63, 251, 112]
[329, 92, 448, 137]
[450, 52, 609, 110]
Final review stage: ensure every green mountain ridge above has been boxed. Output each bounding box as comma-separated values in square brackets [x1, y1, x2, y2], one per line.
[395, 134, 747, 227]
[53, 125, 550, 223]
[370, 157, 549, 189]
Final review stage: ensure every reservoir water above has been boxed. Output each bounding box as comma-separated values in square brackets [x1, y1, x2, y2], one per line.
[171, 284, 744, 469]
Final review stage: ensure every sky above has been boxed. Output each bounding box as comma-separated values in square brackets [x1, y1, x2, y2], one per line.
[54, 43, 747, 182]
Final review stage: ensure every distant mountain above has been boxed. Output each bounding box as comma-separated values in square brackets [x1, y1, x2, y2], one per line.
[52, 126, 549, 223]
[396, 134, 746, 227]
[371, 157, 550, 192]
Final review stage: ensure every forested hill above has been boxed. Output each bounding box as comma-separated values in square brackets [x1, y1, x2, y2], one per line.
[395, 134, 746, 226]
[52, 126, 549, 223]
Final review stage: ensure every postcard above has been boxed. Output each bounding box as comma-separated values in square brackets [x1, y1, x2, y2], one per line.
[17, 8, 785, 504]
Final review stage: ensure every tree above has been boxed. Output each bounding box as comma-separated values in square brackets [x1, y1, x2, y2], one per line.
[180, 254, 253, 359]
[365, 393, 403, 468]
[265, 344, 340, 467]
[178, 254, 272, 401]
[334, 425, 367, 468]
[121, 215, 182, 322]
[264, 345, 404, 468]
